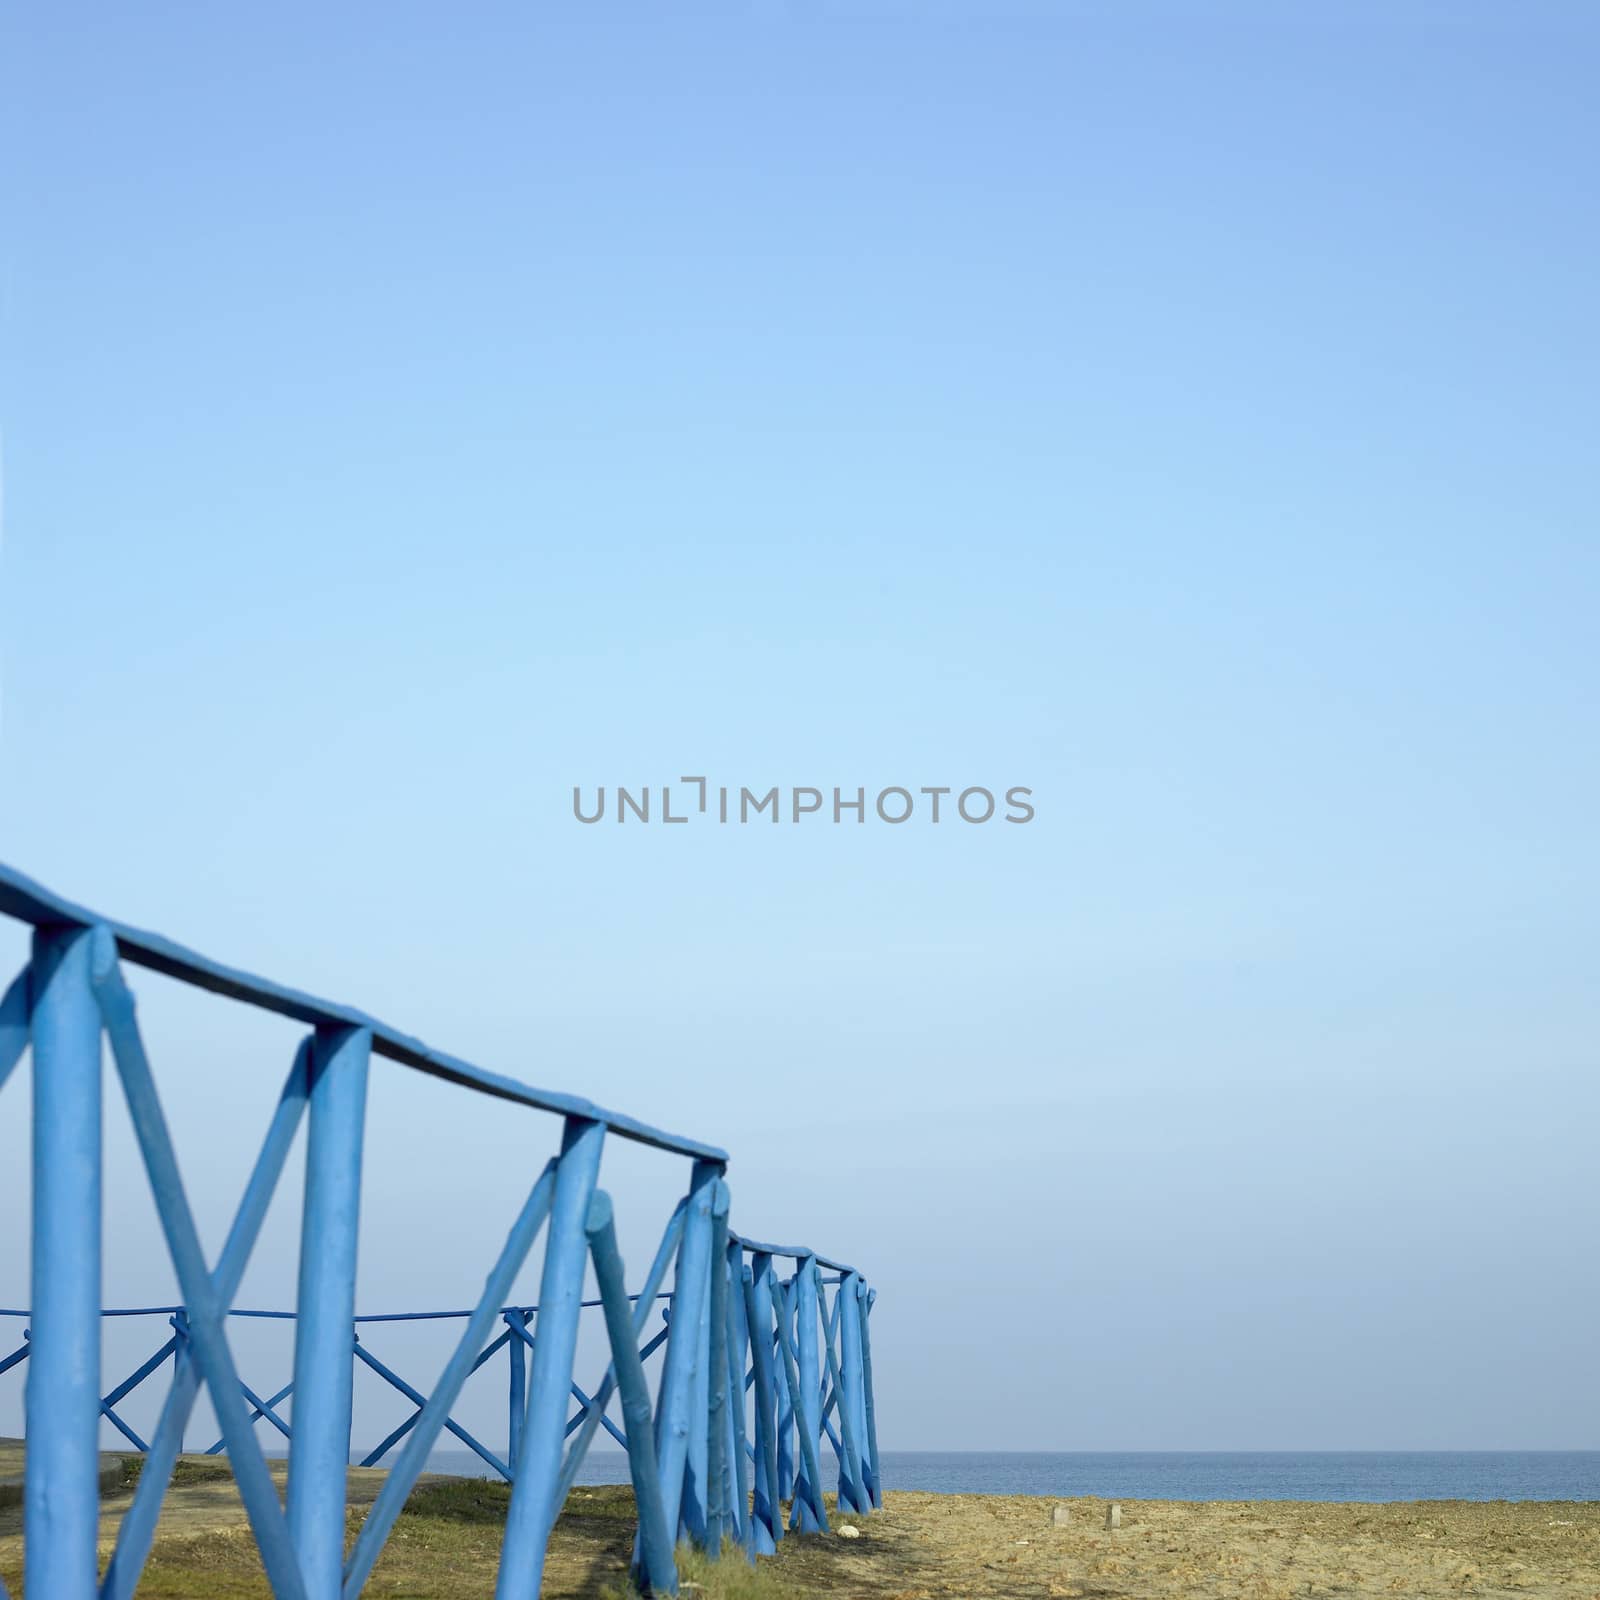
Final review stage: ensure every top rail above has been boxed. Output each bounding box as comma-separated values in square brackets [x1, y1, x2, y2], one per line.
[730, 1236, 859, 1274]
[0, 860, 725, 1163]
[0, 1273, 848, 1322]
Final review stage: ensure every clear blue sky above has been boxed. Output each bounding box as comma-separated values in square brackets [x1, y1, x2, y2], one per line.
[1, 3, 1596, 1452]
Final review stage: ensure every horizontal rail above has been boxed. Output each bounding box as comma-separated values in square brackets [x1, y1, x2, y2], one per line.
[0, 861, 724, 1162]
[0, 1281, 848, 1320]
[0, 1297, 677, 1322]
[729, 1235, 859, 1275]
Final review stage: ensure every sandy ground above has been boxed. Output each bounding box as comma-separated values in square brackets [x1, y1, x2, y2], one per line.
[0, 1454, 395, 1546]
[775, 1492, 1600, 1600]
[2, 1462, 1598, 1597]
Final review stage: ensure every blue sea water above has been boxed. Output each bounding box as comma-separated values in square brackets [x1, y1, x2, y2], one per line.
[416, 1448, 1600, 1503]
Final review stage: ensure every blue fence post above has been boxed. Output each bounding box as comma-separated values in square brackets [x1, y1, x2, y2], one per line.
[681, 1177, 723, 1548]
[585, 1190, 678, 1597]
[173, 1314, 186, 1453]
[725, 1238, 752, 1554]
[775, 1276, 795, 1501]
[840, 1271, 870, 1512]
[287, 1023, 371, 1600]
[703, 1179, 731, 1556]
[794, 1253, 823, 1531]
[25, 926, 100, 1600]
[495, 1116, 606, 1600]
[858, 1280, 882, 1508]
[743, 1254, 781, 1553]
[507, 1308, 528, 1475]
[653, 1159, 718, 1549]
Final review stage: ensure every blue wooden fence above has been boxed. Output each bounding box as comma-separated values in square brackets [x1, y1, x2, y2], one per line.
[0, 863, 880, 1597]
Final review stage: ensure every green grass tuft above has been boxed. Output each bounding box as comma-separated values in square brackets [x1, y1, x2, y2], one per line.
[599, 1537, 806, 1600]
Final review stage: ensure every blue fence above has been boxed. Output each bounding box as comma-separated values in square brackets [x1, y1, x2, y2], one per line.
[0, 863, 880, 1598]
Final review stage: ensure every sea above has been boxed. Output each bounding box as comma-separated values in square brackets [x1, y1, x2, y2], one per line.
[413, 1448, 1600, 1503]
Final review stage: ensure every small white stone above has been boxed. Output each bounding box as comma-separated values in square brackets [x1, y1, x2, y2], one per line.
[1051, 1504, 1071, 1527]
[837, 1523, 861, 1539]
[1105, 1503, 1122, 1530]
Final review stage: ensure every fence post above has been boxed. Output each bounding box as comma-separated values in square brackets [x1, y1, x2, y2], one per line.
[839, 1270, 870, 1512]
[775, 1276, 795, 1501]
[507, 1308, 528, 1475]
[794, 1253, 823, 1530]
[287, 1023, 371, 1600]
[496, 1116, 606, 1600]
[585, 1190, 678, 1596]
[653, 1159, 718, 1547]
[703, 1179, 731, 1554]
[725, 1237, 752, 1551]
[681, 1177, 720, 1547]
[858, 1280, 882, 1507]
[26, 927, 101, 1600]
[742, 1255, 781, 1554]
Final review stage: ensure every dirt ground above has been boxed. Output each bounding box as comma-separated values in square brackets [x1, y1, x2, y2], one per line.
[1, 1462, 1597, 1597]
[781, 1492, 1600, 1600]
